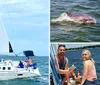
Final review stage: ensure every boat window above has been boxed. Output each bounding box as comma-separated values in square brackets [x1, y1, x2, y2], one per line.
[8, 67, 11, 70]
[17, 74, 23, 76]
[3, 67, 6, 70]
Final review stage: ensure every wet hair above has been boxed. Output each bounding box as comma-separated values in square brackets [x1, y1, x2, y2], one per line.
[58, 44, 66, 49]
[82, 49, 91, 59]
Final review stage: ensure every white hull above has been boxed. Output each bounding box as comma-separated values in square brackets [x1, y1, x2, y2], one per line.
[0, 68, 40, 80]
[0, 60, 40, 80]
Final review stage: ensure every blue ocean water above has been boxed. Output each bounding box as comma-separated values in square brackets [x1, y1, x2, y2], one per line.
[0, 55, 48, 85]
[66, 48, 100, 84]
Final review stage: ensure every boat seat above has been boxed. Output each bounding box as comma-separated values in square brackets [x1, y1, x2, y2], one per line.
[28, 63, 37, 69]
[32, 63, 37, 69]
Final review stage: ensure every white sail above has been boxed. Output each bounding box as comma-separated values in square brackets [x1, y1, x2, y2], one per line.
[0, 17, 9, 52]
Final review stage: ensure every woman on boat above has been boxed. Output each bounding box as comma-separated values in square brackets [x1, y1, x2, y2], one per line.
[80, 49, 98, 85]
[54, 45, 75, 85]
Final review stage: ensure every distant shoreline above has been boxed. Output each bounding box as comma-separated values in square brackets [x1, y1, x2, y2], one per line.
[66, 45, 100, 50]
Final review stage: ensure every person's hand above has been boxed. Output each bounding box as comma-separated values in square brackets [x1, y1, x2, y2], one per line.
[69, 65, 76, 72]
[64, 69, 70, 74]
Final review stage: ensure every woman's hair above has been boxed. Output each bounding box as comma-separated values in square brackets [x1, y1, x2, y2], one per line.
[82, 49, 91, 59]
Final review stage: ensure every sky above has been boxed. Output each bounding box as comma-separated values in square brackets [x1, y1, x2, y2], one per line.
[0, 0, 49, 56]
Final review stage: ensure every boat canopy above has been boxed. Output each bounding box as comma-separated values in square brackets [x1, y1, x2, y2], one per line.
[23, 50, 34, 57]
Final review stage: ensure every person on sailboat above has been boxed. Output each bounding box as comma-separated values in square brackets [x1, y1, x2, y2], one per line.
[18, 61, 24, 68]
[80, 49, 98, 85]
[54, 44, 76, 85]
[25, 57, 32, 67]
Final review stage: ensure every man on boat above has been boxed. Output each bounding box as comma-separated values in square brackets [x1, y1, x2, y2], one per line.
[25, 57, 32, 67]
[54, 45, 75, 85]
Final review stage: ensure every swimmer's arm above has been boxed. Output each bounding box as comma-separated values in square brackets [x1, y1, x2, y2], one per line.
[81, 61, 88, 85]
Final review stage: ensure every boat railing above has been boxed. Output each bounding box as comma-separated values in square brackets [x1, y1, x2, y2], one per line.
[50, 44, 62, 85]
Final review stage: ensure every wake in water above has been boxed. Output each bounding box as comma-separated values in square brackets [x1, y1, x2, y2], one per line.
[51, 10, 96, 25]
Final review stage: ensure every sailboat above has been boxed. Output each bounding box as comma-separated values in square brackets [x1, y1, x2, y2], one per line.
[0, 17, 40, 80]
